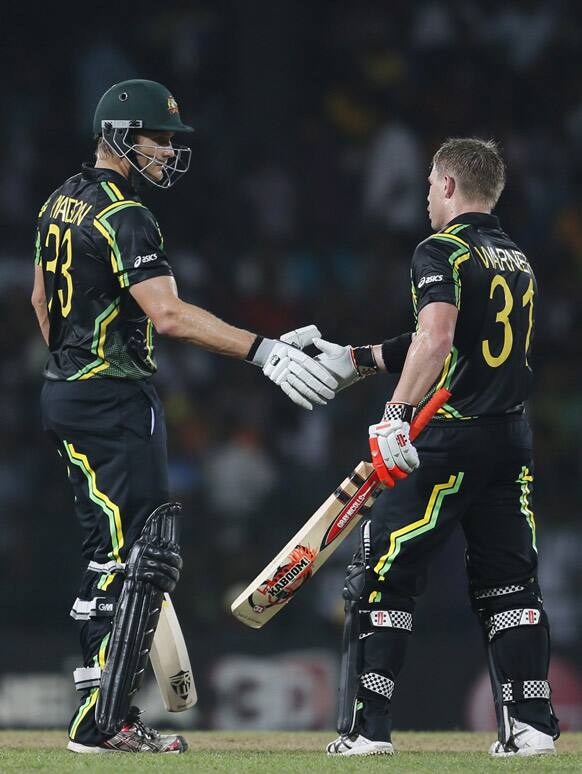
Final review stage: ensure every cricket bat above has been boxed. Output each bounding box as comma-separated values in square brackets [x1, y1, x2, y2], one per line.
[150, 593, 197, 711]
[231, 388, 451, 628]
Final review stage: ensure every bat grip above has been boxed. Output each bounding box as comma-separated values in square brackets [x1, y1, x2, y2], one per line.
[409, 388, 451, 441]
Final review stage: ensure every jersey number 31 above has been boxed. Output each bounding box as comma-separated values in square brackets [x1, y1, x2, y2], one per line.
[482, 274, 534, 368]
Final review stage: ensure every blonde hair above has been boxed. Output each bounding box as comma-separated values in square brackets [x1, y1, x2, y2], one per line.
[95, 136, 116, 161]
[432, 138, 506, 208]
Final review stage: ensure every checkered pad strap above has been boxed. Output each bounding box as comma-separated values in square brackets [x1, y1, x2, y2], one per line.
[368, 609, 413, 632]
[360, 672, 395, 700]
[474, 584, 526, 599]
[502, 680, 551, 703]
[487, 608, 541, 641]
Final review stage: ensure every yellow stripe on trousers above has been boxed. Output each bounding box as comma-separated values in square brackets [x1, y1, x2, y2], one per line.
[375, 473, 464, 579]
[70, 616, 112, 739]
[63, 442, 124, 564]
[517, 466, 537, 552]
[69, 688, 99, 739]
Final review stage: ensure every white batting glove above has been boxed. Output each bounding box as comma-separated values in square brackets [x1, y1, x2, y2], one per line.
[251, 325, 338, 410]
[279, 325, 322, 349]
[313, 338, 380, 391]
[312, 338, 362, 392]
[368, 402, 419, 487]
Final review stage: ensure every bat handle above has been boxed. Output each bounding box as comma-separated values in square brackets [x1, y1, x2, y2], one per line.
[409, 388, 451, 441]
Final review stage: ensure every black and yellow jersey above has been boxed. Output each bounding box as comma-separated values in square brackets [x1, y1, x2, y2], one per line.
[412, 212, 536, 420]
[35, 165, 173, 380]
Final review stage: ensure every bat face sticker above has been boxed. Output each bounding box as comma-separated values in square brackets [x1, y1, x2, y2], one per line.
[321, 478, 379, 549]
[249, 545, 317, 612]
[169, 669, 192, 700]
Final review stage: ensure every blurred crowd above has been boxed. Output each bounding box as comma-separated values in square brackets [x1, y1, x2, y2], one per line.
[1, 0, 580, 720]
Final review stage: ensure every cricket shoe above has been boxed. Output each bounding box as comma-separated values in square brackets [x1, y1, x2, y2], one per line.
[326, 733, 394, 756]
[67, 707, 188, 754]
[489, 720, 556, 757]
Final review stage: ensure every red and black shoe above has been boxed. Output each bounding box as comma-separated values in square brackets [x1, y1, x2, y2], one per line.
[67, 706, 188, 754]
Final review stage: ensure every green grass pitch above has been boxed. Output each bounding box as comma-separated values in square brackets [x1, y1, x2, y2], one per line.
[0, 731, 580, 772]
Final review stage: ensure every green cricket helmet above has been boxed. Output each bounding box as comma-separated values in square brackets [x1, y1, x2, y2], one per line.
[93, 79, 193, 189]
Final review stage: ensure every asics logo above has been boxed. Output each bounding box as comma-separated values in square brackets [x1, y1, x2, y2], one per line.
[418, 274, 443, 288]
[134, 253, 158, 268]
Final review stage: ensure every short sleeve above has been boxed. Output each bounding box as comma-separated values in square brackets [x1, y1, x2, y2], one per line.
[34, 228, 42, 265]
[99, 204, 173, 289]
[411, 237, 460, 314]
[34, 196, 52, 265]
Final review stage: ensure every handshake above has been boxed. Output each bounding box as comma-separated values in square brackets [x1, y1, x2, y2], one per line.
[250, 324, 420, 484]
[249, 324, 363, 411]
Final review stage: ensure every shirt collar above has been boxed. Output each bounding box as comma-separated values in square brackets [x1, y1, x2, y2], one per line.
[442, 211, 500, 230]
[81, 163, 135, 195]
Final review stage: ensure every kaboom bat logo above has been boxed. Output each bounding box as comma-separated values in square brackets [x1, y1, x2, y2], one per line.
[250, 545, 317, 611]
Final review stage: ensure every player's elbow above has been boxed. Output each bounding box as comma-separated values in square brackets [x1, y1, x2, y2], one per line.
[150, 302, 181, 337]
[417, 326, 453, 362]
[429, 330, 454, 362]
[31, 289, 45, 312]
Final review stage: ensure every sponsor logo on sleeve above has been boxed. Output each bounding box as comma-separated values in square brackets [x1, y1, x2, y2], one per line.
[418, 274, 443, 288]
[134, 253, 158, 268]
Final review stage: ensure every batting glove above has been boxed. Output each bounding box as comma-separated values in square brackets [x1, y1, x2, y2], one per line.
[369, 402, 419, 487]
[313, 338, 380, 392]
[251, 325, 338, 410]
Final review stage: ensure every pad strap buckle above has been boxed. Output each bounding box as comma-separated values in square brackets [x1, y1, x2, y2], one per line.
[359, 609, 413, 639]
[87, 560, 125, 574]
[487, 608, 541, 641]
[73, 666, 102, 691]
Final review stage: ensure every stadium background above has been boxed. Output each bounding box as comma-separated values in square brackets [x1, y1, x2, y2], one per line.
[1, 0, 580, 732]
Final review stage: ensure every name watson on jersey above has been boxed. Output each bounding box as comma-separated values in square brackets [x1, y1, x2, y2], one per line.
[50, 195, 93, 226]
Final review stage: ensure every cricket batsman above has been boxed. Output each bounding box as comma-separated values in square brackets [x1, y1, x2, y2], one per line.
[315, 138, 560, 757]
[31, 79, 337, 753]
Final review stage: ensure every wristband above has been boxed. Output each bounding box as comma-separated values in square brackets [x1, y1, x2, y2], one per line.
[381, 332, 413, 373]
[382, 402, 415, 423]
[351, 345, 379, 377]
[245, 335, 264, 363]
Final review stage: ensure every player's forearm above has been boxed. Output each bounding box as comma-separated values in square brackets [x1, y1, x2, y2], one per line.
[373, 333, 415, 373]
[155, 298, 255, 358]
[390, 328, 451, 405]
[32, 301, 50, 346]
[351, 336, 414, 374]
[371, 344, 387, 370]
